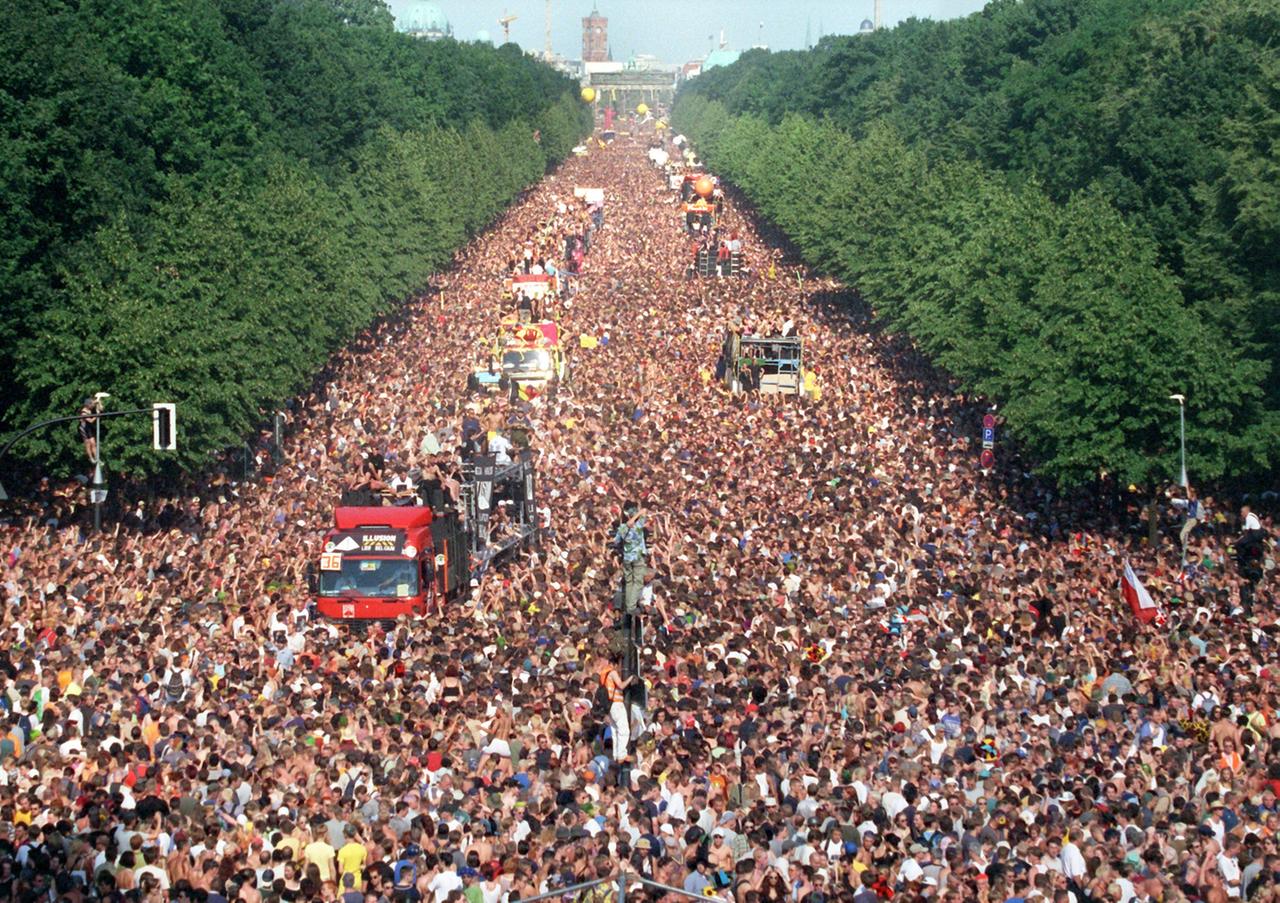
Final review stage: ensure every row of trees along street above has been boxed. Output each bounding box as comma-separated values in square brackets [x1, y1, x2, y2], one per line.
[674, 0, 1279, 491]
[0, 0, 591, 479]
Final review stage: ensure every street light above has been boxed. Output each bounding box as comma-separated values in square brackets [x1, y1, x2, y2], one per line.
[0, 399, 176, 524]
[1168, 394, 1187, 489]
[90, 393, 110, 532]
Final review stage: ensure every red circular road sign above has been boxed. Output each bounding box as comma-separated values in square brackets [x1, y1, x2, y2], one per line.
[982, 414, 996, 430]
[980, 449, 995, 469]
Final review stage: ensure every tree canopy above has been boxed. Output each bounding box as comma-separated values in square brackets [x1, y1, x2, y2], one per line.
[0, 0, 590, 477]
[675, 0, 1279, 487]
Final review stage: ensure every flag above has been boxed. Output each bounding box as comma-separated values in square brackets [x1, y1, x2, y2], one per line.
[1121, 559, 1164, 625]
[517, 383, 541, 402]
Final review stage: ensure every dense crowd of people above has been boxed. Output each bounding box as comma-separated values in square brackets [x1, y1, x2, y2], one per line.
[0, 130, 1277, 903]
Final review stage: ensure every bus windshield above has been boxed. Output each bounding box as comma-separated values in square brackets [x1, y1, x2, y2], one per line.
[318, 557, 419, 598]
[502, 350, 552, 374]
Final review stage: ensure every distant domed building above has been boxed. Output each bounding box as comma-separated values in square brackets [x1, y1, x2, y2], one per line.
[859, 18, 875, 33]
[396, 1, 453, 40]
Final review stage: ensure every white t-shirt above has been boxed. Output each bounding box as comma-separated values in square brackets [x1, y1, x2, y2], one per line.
[489, 434, 513, 465]
[429, 870, 463, 903]
[882, 791, 908, 819]
[1218, 852, 1242, 897]
[1115, 877, 1136, 903]
[663, 789, 687, 822]
[137, 865, 170, 890]
[1061, 842, 1088, 880]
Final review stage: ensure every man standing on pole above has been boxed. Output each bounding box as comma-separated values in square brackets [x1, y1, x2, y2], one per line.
[1171, 486, 1205, 563]
[78, 396, 102, 466]
[614, 500, 649, 613]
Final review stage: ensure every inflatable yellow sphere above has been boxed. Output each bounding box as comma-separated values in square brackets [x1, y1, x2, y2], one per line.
[694, 175, 714, 199]
[580, 87, 596, 103]
[636, 103, 649, 115]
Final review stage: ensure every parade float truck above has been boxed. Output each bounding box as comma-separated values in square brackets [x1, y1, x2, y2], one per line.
[500, 320, 567, 401]
[315, 452, 539, 620]
[504, 272, 559, 306]
[681, 175, 717, 232]
[675, 171, 705, 201]
[721, 329, 805, 397]
[468, 318, 566, 398]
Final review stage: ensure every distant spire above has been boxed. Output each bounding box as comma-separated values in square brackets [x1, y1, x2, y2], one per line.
[804, 16, 811, 49]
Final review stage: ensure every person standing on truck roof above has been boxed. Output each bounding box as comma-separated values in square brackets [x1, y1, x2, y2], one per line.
[460, 409, 484, 458]
[488, 430, 513, 467]
[418, 425, 442, 458]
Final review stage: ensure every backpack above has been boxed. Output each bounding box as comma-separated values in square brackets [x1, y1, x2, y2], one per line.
[591, 681, 611, 717]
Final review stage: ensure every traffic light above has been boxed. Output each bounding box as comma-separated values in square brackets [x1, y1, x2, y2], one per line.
[152, 403, 176, 451]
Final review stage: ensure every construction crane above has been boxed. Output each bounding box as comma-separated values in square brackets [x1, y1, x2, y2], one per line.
[544, 0, 553, 60]
[498, 12, 517, 43]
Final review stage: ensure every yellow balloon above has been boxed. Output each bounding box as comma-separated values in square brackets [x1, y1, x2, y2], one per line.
[580, 87, 596, 103]
[636, 103, 649, 115]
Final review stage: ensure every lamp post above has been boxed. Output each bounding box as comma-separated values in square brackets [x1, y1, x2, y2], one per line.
[89, 393, 110, 532]
[0, 401, 174, 522]
[1168, 394, 1187, 489]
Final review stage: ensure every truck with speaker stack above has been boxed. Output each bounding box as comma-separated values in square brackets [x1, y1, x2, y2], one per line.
[314, 450, 539, 621]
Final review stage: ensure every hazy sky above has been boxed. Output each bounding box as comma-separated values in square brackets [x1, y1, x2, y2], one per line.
[386, 0, 991, 63]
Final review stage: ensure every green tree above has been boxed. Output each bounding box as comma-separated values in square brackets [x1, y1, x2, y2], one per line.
[1, 0, 588, 477]
[675, 0, 1280, 485]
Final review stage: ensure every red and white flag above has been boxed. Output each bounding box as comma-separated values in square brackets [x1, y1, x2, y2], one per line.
[1121, 559, 1164, 625]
